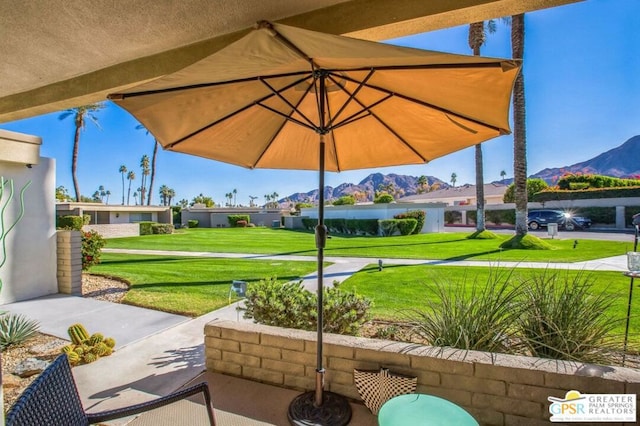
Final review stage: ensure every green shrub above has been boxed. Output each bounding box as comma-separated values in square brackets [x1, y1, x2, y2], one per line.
[396, 219, 417, 236]
[557, 173, 640, 190]
[503, 178, 549, 203]
[187, 219, 199, 228]
[626, 207, 640, 226]
[378, 219, 398, 236]
[82, 230, 106, 270]
[374, 194, 394, 204]
[301, 218, 316, 230]
[576, 207, 615, 224]
[56, 215, 84, 230]
[394, 210, 425, 234]
[228, 215, 250, 227]
[325, 218, 347, 234]
[242, 277, 371, 336]
[0, 313, 40, 349]
[408, 269, 522, 353]
[151, 223, 174, 234]
[139, 221, 154, 235]
[533, 187, 640, 202]
[332, 195, 356, 205]
[172, 206, 182, 224]
[514, 270, 619, 364]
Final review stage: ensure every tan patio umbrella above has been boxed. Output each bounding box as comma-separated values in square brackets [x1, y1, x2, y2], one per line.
[108, 20, 520, 425]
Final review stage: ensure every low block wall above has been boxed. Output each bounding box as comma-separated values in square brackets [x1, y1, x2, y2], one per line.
[83, 223, 140, 238]
[205, 320, 640, 425]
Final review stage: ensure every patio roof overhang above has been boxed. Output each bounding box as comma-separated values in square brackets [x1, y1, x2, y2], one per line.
[0, 0, 580, 124]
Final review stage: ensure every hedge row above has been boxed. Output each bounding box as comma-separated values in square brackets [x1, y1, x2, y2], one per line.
[533, 187, 640, 201]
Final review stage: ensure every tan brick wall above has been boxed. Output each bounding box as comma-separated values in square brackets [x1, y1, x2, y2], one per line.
[56, 230, 82, 294]
[204, 320, 640, 425]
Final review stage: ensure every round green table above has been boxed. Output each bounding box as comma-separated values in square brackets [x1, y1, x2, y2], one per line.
[378, 393, 479, 425]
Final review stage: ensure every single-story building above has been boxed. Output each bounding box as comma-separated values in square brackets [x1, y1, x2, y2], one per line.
[56, 203, 172, 225]
[400, 183, 508, 206]
[181, 206, 285, 228]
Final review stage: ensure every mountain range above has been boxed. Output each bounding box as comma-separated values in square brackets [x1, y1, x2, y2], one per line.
[283, 135, 640, 203]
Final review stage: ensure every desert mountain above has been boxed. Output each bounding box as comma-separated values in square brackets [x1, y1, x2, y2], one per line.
[282, 135, 640, 203]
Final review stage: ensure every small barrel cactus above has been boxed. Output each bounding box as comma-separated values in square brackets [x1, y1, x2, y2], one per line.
[66, 351, 80, 366]
[93, 342, 110, 356]
[88, 333, 104, 346]
[104, 337, 116, 349]
[61, 344, 75, 354]
[74, 346, 85, 356]
[83, 353, 99, 364]
[68, 324, 90, 345]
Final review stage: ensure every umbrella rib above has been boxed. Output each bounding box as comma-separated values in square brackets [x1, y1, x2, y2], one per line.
[165, 75, 313, 150]
[251, 78, 315, 168]
[259, 77, 318, 130]
[327, 69, 374, 129]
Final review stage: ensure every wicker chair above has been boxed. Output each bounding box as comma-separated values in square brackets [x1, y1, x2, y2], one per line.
[6, 354, 216, 426]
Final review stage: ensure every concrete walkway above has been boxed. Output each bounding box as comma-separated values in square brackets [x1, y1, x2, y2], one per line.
[0, 248, 632, 424]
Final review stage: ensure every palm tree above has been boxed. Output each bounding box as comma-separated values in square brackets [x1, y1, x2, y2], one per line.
[500, 170, 507, 183]
[249, 195, 258, 207]
[450, 173, 457, 188]
[512, 14, 528, 236]
[58, 103, 104, 201]
[468, 20, 497, 233]
[271, 192, 279, 208]
[417, 175, 428, 194]
[98, 185, 105, 202]
[159, 184, 169, 205]
[136, 124, 159, 206]
[119, 165, 128, 205]
[167, 188, 175, 206]
[105, 190, 111, 204]
[233, 189, 237, 207]
[139, 155, 150, 205]
[126, 171, 136, 205]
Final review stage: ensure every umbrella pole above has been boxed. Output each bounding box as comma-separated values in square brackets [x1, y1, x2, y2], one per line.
[287, 74, 351, 425]
[315, 137, 327, 407]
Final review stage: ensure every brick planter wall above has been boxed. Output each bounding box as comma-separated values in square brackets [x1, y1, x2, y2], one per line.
[205, 320, 640, 425]
[56, 230, 82, 294]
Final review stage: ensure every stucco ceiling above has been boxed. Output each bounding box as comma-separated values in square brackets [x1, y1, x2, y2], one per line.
[0, 0, 579, 123]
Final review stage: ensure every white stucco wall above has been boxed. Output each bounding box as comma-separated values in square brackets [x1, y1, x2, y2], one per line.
[0, 157, 57, 303]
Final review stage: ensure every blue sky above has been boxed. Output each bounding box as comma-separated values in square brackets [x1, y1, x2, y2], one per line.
[1, 0, 638, 206]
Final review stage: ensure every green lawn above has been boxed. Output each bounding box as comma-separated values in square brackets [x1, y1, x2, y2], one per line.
[89, 253, 318, 316]
[339, 264, 640, 348]
[105, 228, 634, 262]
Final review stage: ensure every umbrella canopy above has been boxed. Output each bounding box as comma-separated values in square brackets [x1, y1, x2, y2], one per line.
[108, 20, 520, 425]
[109, 21, 519, 172]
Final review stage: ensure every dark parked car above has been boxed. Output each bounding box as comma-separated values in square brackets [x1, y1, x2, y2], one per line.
[571, 215, 592, 229]
[527, 209, 574, 231]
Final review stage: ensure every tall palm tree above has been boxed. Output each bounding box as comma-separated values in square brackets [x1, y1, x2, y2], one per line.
[468, 21, 496, 233]
[58, 103, 104, 201]
[126, 171, 136, 205]
[136, 124, 159, 206]
[139, 155, 150, 205]
[105, 190, 111, 204]
[500, 170, 507, 183]
[249, 195, 257, 207]
[159, 184, 169, 205]
[271, 192, 279, 208]
[450, 173, 457, 188]
[119, 165, 128, 205]
[167, 188, 175, 206]
[512, 14, 528, 236]
[233, 188, 237, 207]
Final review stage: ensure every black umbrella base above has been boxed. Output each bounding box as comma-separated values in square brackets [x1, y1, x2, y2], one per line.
[288, 391, 352, 426]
